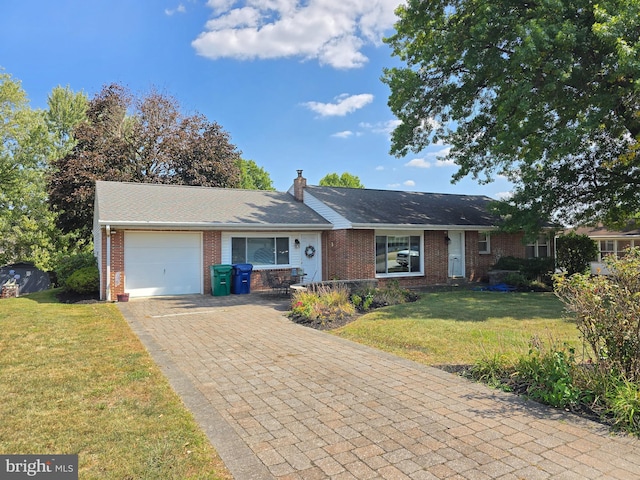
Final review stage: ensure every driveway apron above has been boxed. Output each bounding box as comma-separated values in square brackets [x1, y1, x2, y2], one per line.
[118, 294, 640, 480]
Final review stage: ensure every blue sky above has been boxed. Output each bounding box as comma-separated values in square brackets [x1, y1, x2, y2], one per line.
[1, 0, 512, 197]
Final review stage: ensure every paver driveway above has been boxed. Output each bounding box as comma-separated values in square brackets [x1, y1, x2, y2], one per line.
[118, 294, 640, 480]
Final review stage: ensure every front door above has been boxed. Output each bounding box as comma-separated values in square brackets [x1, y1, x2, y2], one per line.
[448, 231, 465, 278]
[300, 233, 321, 283]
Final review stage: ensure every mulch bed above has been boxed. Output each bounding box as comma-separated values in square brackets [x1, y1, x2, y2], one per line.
[289, 313, 362, 331]
[56, 290, 102, 304]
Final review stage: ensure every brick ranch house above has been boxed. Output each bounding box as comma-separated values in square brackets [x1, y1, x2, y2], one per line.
[93, 171, 552, 300]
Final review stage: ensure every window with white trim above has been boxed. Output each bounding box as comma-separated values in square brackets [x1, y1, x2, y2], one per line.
[232, 237, 290, 266]
[526, 235, 550, 258]
[597, 239, 638, 260]
[478, 232, 490, 254]
[376, 234, 422, 275]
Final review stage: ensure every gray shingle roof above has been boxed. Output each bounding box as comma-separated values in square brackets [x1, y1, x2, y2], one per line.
[573, 225, 640, 238]
[305, 185, 500, 227]
[95, 181, 331, 228]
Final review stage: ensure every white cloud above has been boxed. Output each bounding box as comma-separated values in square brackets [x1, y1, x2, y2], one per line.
[404, 158, 431, 169]
[434, 158, 455, 167]
[403, 180, 415, 187]
[303, 93, 373, 117]
[387, 183, 401, 188]
[375, 165, 384, 170]
[331, 130, 354, 138]
[165, 4, 187, 15]
[193, 0, 401, 69]
[360, 119, 401, 136]
[405, 148, 455, 169]
[494, 191, 513, 200]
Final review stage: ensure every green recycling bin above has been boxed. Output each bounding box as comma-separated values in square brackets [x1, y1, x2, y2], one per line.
[210, 264, 233, 296]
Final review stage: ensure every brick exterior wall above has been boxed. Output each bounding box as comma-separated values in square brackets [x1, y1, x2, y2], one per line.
[323, 229, 537, 289]
[110, 230, 125, 298]
[323, 229, 375, 281]
[98, 226, 542, 300]
[468, 231, 528, 282]
[203, 231, 222, 295]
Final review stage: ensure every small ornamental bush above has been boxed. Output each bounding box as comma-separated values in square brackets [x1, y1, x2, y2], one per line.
[65, 266, 99, 294]
[554, 247, 640, 381]
[55, 252, 97, 287]
[290, 284, 355, 323]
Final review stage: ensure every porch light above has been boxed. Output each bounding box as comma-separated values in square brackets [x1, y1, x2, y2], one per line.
[294, 239, 300, 248]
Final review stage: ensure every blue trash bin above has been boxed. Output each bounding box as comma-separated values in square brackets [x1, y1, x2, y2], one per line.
[232, 263, 253, 294]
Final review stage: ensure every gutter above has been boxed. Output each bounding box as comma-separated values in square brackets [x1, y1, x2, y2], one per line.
[106, 225, 111, 302]
[97, 221, 330, 230]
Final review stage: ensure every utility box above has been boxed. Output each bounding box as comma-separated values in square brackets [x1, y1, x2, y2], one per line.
[211, 264, 233, 296]
[232, 263, 253, 294]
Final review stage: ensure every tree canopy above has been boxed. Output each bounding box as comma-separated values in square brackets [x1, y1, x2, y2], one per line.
[48, 84, 242, 235]
[383, 0, 640, 232]
[236, 159, 275, 190]
[318, 172, 364, 188]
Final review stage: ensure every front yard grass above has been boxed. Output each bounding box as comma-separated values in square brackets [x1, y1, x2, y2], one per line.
[332, 290, 582, 366]
[0, 290, 231, 480]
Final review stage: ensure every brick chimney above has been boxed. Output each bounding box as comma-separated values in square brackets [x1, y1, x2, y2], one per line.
[293, 170, 306, 202]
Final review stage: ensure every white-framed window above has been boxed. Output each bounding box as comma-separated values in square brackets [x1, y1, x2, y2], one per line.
[526, 235, 550, 258]
[375, 233, 422, 276]
[598, 239, 638, 260]
[478, 232, 490, 254]
[231, 236, 290, 266]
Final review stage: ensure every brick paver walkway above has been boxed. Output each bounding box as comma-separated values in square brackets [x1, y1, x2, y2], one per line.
[118, 294, 640, 480]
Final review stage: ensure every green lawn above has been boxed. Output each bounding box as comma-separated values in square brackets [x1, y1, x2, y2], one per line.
[0, 290, 231, 480]
[333, 290, 582, 366]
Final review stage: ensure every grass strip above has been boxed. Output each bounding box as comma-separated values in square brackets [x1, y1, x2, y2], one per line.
[333, 290, 582, 366]
[0, 290, 232, 479]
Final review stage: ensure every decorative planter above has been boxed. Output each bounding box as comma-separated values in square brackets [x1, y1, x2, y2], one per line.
[117, 293, 129, 302]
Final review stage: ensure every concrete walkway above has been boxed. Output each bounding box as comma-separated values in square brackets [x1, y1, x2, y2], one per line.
[118, 294, 640, 480]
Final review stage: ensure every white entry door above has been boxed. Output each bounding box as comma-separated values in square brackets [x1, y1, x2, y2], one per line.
[448, 231, 465, 278]
[299, 233, 321, 283]
[124, 232, 202, 297]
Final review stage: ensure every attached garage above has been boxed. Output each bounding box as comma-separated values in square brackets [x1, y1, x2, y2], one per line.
[124, 232, 202, 297]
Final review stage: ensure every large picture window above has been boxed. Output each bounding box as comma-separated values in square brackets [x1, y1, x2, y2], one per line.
[376, 234, 421, 275]
[232, 237, 290, 266]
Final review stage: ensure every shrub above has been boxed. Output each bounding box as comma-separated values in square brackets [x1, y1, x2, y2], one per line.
[359, 280, 419, 308]
[607, 380, 640, 435]
[554, 247, 640, 381]
[513, 345, 580, 408]
[54, 252, 97, 287]
[467, 353, 512, 389]
[492, 256, 554, 285]
[290, 284, 355, 323]
[556, 232, 598, 275]
[64, 266, 99, 294]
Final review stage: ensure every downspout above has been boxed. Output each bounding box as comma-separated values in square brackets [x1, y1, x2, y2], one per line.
[106, 225, 111, 302]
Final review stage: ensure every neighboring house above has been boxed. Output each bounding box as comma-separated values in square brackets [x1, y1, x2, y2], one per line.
[94, 171, 548, 300]
[572, 225, 640, 274]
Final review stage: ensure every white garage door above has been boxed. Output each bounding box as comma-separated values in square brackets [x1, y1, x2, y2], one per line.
[124, 232, 202, 297]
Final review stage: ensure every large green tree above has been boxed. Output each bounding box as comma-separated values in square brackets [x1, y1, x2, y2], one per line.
[0, 72, 56, 269]
[383, 0, 640, 232]
[48, 84, 242, 235]
[319, 172, 364, 188]
[236, 159, 275, 190]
